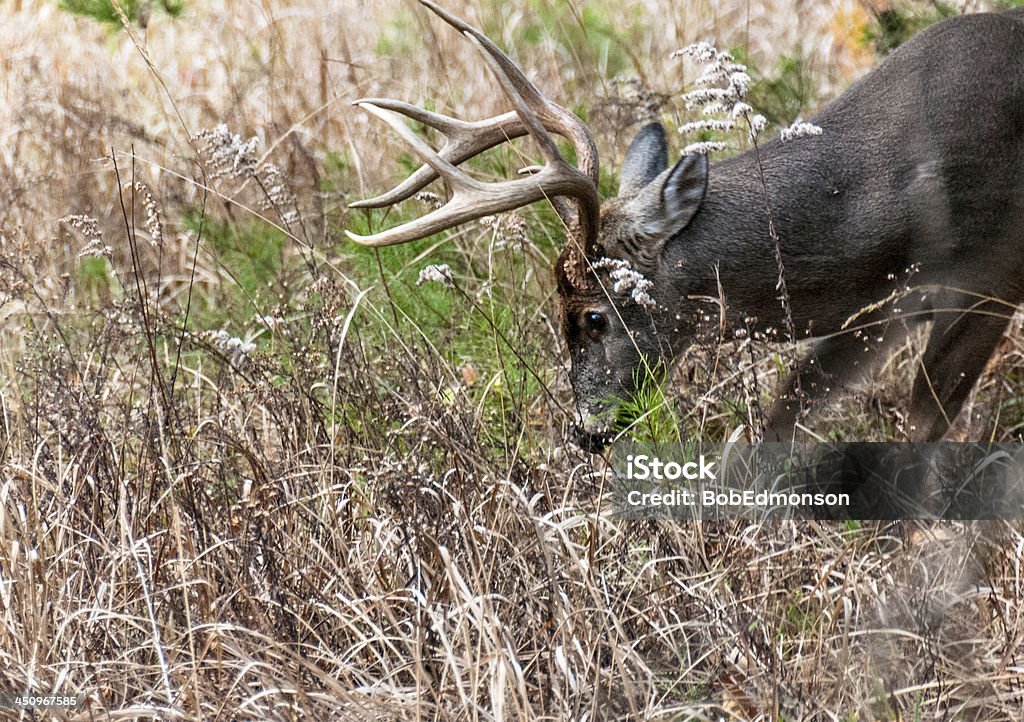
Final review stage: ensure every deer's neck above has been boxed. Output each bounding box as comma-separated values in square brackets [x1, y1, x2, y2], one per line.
[672, 142, 908, 336]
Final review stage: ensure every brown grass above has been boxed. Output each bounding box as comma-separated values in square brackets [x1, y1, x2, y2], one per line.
[0, 0, 1023, 719]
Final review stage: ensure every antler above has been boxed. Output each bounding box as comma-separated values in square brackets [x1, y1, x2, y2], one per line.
[345, 0, 600, 248]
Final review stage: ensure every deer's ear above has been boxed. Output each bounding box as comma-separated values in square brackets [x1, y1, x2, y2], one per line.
[619, 123, 668, 196]
[625, 152, 709, 250]
[655, 153, 709, 236]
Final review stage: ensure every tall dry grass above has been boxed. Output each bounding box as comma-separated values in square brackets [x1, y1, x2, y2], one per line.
[0, 0, 1023, 719]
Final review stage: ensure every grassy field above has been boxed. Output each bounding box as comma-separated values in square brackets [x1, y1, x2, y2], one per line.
[2, 0, 1024, 719]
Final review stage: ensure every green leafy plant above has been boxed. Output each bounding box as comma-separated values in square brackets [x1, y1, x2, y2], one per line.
[58, 0, 184, 28]
[76, 254, 115, 305]
[735, 49, 816, 127]
[860, 1, 956, 54]
[617, 361, 682, 444]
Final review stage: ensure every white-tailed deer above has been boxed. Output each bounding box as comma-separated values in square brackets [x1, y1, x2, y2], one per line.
[348, 1, 1024, 450]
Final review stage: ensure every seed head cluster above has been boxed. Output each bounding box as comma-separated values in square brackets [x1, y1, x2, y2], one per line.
[479, 212, 528, 251]
[197, 124, 259, 180]
[592, 257, 655, 309]
[674, 42, 767, 152]
[129, 182, 164, 247]
[197, 124, 298, 225]
[62, 214, 111, 259]
[417, 263, 454, 287]
[201, 328, 256, 367]
[781, 118, 824, 141]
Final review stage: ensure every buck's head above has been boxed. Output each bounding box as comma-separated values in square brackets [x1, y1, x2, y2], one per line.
[347, 0, 709, 452]
[556, 125, 709, 450]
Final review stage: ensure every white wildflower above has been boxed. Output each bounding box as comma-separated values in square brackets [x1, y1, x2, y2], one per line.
[479, 212, 528, 251]
[683, 141, 730, 155]
[414, 191, 445, 210]
[729, 102, 754, 118]
[727, 71, 751, 97]
[780, 119, 823, 142]
[257, 163, 298, 224]
[197, 124, 259, 180]
[592, 257, 656, 309]
[695, 66, 728, 88]
[682, 86, 732, 110]
[747, 114, 768, 141]
[203, 328, 256, 367]
[125, 182, 163, 247]
[198, 125, 298, 225]
[61, 214, 101, 240]
[76, 238, 112, 259]
[701, 101, 732, 116]
[679, 119, 736, 134]
[417, 264, 453, 287]
[672, 41, 717, 63]
[676, 41, 761, 154]
[62, 214, 111, 259]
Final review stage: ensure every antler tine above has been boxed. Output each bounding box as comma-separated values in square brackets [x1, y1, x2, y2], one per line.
[519, 165, 577, 224]
[351, 99, 602, 211]
[422, 1, 598, 181]
[346, 160, 593, 247]
[355, 102, 473, 186]
[349, 100, 527, 209]
[346, 102, 592, 246]
[420, 0, 600, 239]
[346, 1, 601, 247]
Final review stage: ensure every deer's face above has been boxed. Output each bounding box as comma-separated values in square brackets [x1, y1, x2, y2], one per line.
[557, 124, 710, 451]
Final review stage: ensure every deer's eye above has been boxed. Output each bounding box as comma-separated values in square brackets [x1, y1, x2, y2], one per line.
[582, 311, 608, 341]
